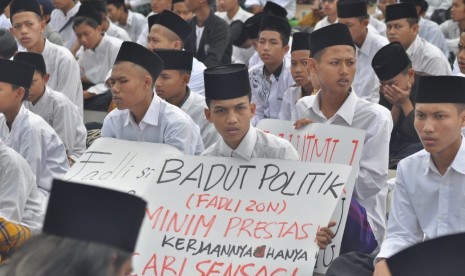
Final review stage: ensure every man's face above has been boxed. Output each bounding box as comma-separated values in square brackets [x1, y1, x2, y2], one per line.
[0, 81, 22, 114]
[290, 49, 311, 87]
[147, 25, 177, 51]
[74, 23, 102, 50]
[310, 45, 356, 95]
[184, 0, 202, 12]
[377, 0, 397, 17]
[216, 0, 237, 13]
[108, 62, 152, 111]
[107, 4, 123, 22]
[11, 12, 45, 50]
[414, 103, 465, 157]
[155, 70, 189, 104]
[173, 2, 194, 21]
[380, 69, 413, 94]
[52, 0, 73, 11]
[451, 0, 465, 22]
[321, 0, 338, 17]
[257, 30, 289, 68]
[386, 18, 418, 49]
[28, 71, 48, 104]
[456, 33, 465, 74]
[205, 95, 255, 150]
[338, 17, 367, 46]
[151, 0, 172, 14]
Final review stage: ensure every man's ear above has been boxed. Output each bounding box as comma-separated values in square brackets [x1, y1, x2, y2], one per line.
[249, 103, 256, 117]
[308, 58, 317, 73]
[204, 108, 212, 123]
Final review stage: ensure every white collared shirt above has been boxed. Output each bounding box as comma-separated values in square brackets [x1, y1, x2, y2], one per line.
[369, 16, 386, 37]
[136, 12, 155, 47]
[314, 16, 338, 31]
[101, 94, 204, 155]
[377, 137, 465, 259]
[107, 20, 131, 41]
[439, 19, 461, 54]
[49, 2, 81, 49]
[0, 140, 43, 234]
[190, 57, 206, 96]
[125, 0, 150, 8]
[77, 34, 123, 95]
[419, 17, 449, 57]
[180, 91, 219, 148]
[114, 10, 147, 42]
[243, 0, 296, 19]
[293, 91, 393, 244]
[24, 86, 87, 161]
[249, 59, 294, 126]
[0, 13, 12, 29]
[353, 28, 389, 103]
[40, 39, 84, 116]
[406, 35, 452, 75]
[0, 105, 69, 200]
[279, 84, 303, 121]
[202, 126, 300, 161]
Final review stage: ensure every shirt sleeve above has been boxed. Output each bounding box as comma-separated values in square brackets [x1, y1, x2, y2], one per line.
[278, 87, 293, 120]
[101, 116, 116, 138]
[0, 160, 28, 224]
[165, 117, 205, 155]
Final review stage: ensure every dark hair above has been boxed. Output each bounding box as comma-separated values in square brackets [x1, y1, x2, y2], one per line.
[406, 17, 419, 26]
[11, 84, 29, 101]
[205, 93, 252, 108]
[357, 14, 369, 22]
[73, 16, 100, 29]
[108, 2, 127, 12]
[258, 29, 289, 46]
[400, 62, 413, 75]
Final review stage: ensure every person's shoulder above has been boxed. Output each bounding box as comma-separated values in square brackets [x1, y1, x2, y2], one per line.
[132, 11, 147, 21]
[160, 100, 193, 124]
[248, 62, 263, 73]
[49, 89, 79, 110]
[45, 40, 76, 60]
[397, 149, 429, 172]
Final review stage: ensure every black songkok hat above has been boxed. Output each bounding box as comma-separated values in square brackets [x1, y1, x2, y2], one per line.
[292, 32, 310, 52]
[172, 0, 185, 3]
[0, 29, 17, 59]
[147, 13, 160, 31]
[415, 76, 465, 104]
[75, 3, 103, 25]
[230, 20, 248, 47]
[154, 49, 193, 71]
[400, 0, 428, 12]
[337, 0, 367, 18]
[107, 0, 124, 5]
[371, 42, 411, 81]
[244, 1, 287, 39]
[115, 41, 164, 80]
[263, 1, 287, 18]
[387, 233, 465, 276]
[43, 179, 147, 253]
[10, 0, 41, 20]
[385, 3, 418, 22]
[0, 0, 12, 11]
[259, 14, 291, 39]
[204, 64, 251, 100]
[152, 10, 192, 41]
[80, 0, 107, 13]
[0, 59, 34, 88]
[309, 23, 355, 57]
[14, 52, 47, 75]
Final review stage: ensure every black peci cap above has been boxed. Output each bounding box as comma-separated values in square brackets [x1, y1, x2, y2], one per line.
[115, 41, 164, 80]
[385, 3, 419, 22]
[204, 64, 251, 100]
[0, 59, 35, 88]
[154, 49, 193, 71]
[14, 52, 47, 75]
[415, 76, 465, 104]
[372, 42, 411, 81]
[309, 23, 355, 57]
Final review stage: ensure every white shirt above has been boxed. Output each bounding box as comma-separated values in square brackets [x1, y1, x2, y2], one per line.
[216, 7, 255, 65]
[406, 35, 452, 75]
[0, 13, 12, 29]
[101, 94, 204, 155]
[202, 126, 300, 160]
[78, 34, 123, 95]
[353, 28, 389, 103]
[136, 12, 155, 47]
[439, 19, 460, 54]
[114, 11, 147, 42]
[107, 20, 131, 41]
[278, 84, 305, 121]
[425, 0, 452, 18]
[180, 90, 219, 149]
[0, 140, 43, 234]
[24, 86, 87, 161]
[369, 16, 386, 37]
[314, 16, 338, 31]
[249, 59, 294, 126]
[244, 0, 296, 19]
[190, 58, 206, 96]
[293, 91, 393, 244]
[377, 138, 465, 259]
[195, 25, 205, 53]
[125, 0, 150, 8]
[40, 39, 84, 116]
[0, 105, 69, 199]
[419, 17, 449, 57]
[49, 2, 81, 50]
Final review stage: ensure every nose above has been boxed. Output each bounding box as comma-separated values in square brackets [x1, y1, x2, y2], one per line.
[226, 110, 238, 125]
[340, 63, 349, 75]
[422, 118, 434, 133]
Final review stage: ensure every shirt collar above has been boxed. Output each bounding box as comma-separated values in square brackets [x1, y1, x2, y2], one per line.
[263, 62, 284, 80]
[126, 11, 134, 26]
[405, 35, 420, 59]
[218, 126, 257, 161]
[34, 86, 51, 106]
[124, 94, 160, 127]
[424, 136, 465, 175]
[308, 90, 357, 124]
[358, 28, 374, 56]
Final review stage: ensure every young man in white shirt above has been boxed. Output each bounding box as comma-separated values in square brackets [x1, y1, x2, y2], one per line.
[385, 3, 452, 75]
[314, 0, 338, 30]
[154, 49, 219, 148]
[73, 4, 123, 111]
[14, 52, 86, 163]
[107, 0, 147, 42]
[249, 14, 294, 126]
[337, 0, 389, 103]
[9, 0, 84, 116]
[293, 23, 393, 256]
[48, 0, 80, 49]
[102, 41, 204, 155]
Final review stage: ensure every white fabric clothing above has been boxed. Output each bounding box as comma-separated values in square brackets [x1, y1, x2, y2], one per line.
[190, 58, 206, 96]
[195, 25, 205, 53]
[369, 16, 386, 37]
[49, 2, 81, 50]
[136, 12, 155, 47]
[439, 20, 461, 54]
[0, 13, 11, 29]
[377, 137, 465, 259]
[244, 0, 295, 19]
[249, 59, 294, 126]
[293, 91, 393, 245]
[406, 35, 452, 75]
[78, 34, 123, 95]
[106, 20, 131, 41]
[24, 86, 87, 161]
[452, 57, 465, 76]
[419, 17, 449, 57]
[202, 126, 300, 160]
[0, 140, 43, 234]
[180, 90, 219, 149]
[314, 16, 338, 31]
[125, 0, 150, 8]
[0, 105, 69, 200]
[278, 84, 304, 120]
[40, 39, 84, 116]
[353, 28, 389, 102]
[425, 0, 452, 18]
[101, 94, 204, 155]
[114, 11, 147, 42]
[216, 7, 255, 65]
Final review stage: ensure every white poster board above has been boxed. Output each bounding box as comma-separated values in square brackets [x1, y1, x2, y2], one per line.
[256, 119, 366, 274]
[65, 137, 355, 275]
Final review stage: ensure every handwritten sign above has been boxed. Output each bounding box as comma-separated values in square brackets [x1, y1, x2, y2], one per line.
[65, 138, 355, 275]
[256, 119, 366, 274]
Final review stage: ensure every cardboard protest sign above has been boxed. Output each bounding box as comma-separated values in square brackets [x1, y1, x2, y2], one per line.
[65, 137, 355, 275]
[256, 119, 366, 274]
